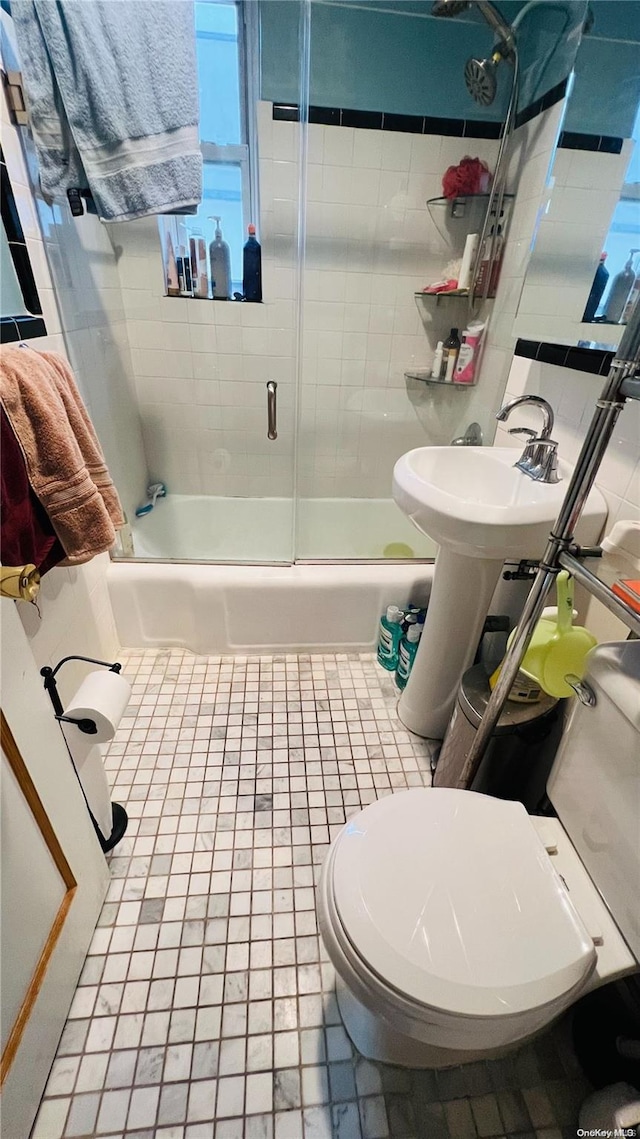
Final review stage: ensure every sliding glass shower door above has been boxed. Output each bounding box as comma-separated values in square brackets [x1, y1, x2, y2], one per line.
[101, 0, 309, 564]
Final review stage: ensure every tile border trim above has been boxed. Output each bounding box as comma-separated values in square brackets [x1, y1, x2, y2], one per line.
[272, 103, 503, 139]
[515, 337, 615, 376]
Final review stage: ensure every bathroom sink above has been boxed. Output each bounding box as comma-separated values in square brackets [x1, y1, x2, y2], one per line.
[393, 446, 607, 560]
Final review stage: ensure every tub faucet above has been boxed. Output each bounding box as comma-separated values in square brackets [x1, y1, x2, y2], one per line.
[495, 396, 560, 483]
[451, 422, 483, 446]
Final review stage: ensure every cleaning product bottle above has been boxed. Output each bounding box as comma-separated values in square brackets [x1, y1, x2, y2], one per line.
[431, 340, 444, 379]
[377, 605, 404, 670]
[604, 249, 639, 323]
[209, 216, 231, 300]
[243, 224, 262, 302]
[454, 320, 485, 385]
[396, 623, 423, 690]
[442, 328, 461, 382]
[582, 253, 609, 322]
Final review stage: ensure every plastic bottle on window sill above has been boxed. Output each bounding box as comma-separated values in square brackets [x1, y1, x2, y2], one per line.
[190, 228, 209, 299]
[209, 216, 231, 300]
[165, 232, 180, 297]
[243, 224, 262, 302]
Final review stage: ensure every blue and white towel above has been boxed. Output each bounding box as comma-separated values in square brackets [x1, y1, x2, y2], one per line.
[12, 0, 202, 222]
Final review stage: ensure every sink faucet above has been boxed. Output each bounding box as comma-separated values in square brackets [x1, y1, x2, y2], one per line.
[495, 396, 560, 483]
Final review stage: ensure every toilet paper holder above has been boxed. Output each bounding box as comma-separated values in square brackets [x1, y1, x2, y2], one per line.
[41, 654, 129, 854]
[41, 654, 122, 733]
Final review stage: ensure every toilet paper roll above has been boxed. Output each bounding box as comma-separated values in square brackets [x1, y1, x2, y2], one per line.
[65, 669, 131, 743]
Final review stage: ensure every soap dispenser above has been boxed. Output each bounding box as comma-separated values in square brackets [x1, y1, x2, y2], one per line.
[209, 216, 231, 300]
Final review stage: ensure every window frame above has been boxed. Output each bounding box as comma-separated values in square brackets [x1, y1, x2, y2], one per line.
[187, 0, 260, 289]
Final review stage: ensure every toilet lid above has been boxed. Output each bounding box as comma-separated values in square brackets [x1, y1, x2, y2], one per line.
[333, 788, 596, 1018]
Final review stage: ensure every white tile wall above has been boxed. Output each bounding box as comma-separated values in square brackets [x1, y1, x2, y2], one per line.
[1, 23, 120, 685]
[112, 102, 501, 499]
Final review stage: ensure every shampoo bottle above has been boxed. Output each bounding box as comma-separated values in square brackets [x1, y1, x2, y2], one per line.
[243, 224, 262, 302]
[190, 227, 209, 298]
[396, 624, 423, 690]
[209, 216, 231, 300]
[443, 328, 461, 382]
[377, 605, 404, 670]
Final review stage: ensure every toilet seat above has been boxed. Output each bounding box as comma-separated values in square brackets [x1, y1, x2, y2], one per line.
[331, 789, 596, 1020]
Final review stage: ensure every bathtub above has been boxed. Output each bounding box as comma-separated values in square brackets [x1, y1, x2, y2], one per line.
[108, 560, 434, 655]
[109, 492, 437, 653]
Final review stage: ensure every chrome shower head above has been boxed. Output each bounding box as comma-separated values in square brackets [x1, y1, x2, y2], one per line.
[431, 0, 470, 16]
[464, 53, 500, 106]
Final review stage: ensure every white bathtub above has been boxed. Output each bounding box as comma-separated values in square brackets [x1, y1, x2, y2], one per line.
[124, 494, 436, 561]
[108, 561, 434, 654]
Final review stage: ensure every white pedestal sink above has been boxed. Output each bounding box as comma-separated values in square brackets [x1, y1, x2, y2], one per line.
[392, 447, 607, 739]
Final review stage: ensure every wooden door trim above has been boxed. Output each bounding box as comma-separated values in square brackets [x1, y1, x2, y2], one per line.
[0, 711, 78, 1085]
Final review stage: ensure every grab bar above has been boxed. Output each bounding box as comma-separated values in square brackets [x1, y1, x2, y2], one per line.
[267, 381, 277, 440]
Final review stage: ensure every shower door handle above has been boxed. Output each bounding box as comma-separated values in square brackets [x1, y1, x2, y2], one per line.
[267, 381, 278, 440]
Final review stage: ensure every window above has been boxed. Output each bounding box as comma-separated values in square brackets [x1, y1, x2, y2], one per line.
[159, 0, 258, 298]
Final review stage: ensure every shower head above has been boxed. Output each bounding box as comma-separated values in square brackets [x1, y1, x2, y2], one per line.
[464, 52, 501, 106]
[431, 0, 470, 15]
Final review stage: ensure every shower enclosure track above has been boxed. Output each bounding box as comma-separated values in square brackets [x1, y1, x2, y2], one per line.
[459, 299, 640, 787]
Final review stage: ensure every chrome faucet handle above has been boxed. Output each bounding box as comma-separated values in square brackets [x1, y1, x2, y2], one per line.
[508, 427, 537, 439]
[516, 437, 560, 483]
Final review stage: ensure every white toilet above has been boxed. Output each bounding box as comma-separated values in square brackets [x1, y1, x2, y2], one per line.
[318, 641, 639, 1069]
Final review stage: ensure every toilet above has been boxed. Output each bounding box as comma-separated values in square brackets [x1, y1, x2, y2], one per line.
[318, 641, 640, 1069]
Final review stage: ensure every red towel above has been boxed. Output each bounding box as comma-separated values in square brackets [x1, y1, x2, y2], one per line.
[1, 407, 65, 574]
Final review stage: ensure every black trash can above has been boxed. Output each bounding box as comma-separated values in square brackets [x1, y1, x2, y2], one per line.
[434, 664, 565, 812]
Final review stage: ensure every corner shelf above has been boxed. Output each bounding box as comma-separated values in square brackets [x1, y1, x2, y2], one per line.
[426, 192, 515, 215]
[405, 369, 476, 388]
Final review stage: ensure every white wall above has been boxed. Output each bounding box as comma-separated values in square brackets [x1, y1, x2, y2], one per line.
[111, 102, 501, 499]
[514, 141, 633, 346]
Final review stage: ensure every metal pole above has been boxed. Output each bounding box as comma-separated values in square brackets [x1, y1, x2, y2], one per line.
[457, 300, 640, 788]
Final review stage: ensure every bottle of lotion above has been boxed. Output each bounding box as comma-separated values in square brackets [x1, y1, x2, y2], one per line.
[431, 340, 444, 379]
[209, 216, 231, 300]
[454, 321, 485, 385]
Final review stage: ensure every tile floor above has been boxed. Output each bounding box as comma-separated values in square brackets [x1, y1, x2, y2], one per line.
[32, 650, 591, 1139]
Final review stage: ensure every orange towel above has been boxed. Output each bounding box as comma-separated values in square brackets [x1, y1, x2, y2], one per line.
[0, 346, 124, 564]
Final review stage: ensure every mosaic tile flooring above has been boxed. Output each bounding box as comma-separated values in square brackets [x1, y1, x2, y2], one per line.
[32, 650, 590, 1139]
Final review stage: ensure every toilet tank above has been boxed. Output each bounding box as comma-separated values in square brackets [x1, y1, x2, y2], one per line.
[547, 640, 640, 964]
